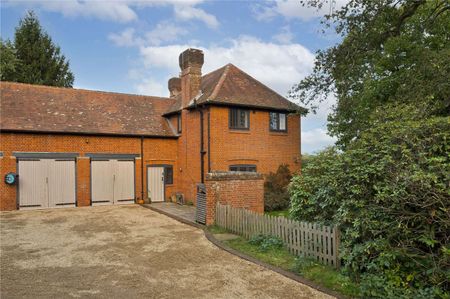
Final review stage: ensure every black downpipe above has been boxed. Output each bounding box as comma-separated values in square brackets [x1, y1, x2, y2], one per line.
[200, 109, 205, 183]
[207, 107, 211, 173]
[140, 136, 144, 201]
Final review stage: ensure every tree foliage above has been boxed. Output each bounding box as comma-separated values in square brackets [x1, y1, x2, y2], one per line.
[1, 11, 74, 87]
[289, 0, 450, 297]
[290, 0, 450, 148]
[264, 164, 292, 211]
[290, 116, 449, 297]
[0, 39, 19, 81]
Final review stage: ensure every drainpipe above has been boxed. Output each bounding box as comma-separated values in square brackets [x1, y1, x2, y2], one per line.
[207, 107, 211, 173]
[140, 136, 144, 202]
[200, 108, 205, 183]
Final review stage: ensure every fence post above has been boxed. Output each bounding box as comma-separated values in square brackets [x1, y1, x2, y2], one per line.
[334, 225, 340, 269]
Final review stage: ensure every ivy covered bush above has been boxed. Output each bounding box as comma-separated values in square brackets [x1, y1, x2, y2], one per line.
[290, 116, 450, 297]
[264, 164, 292, 212]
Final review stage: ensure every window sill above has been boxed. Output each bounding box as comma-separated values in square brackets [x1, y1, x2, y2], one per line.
[229, 130, 251, 134]
[269, 131, 288, 136]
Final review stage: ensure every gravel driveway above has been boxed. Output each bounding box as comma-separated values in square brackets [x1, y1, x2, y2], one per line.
[0, 205, 332, 298]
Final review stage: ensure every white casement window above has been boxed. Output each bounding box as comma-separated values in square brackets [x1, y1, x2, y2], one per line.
[269, 112, 287, 132]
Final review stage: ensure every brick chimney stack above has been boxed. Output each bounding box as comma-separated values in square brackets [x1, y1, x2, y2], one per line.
[179, 48, 204, 108]
[168, 77, 181, 98]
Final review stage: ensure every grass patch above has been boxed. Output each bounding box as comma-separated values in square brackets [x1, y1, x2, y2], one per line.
[225, 236, 360, 298]
[207, 225, 229, 234]
[227, 236, 296, 270]
[265, 209, 290, 218]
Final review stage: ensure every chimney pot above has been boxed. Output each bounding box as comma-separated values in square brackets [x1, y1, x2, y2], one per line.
[168, 77, 181, 98]
[179, 48, 204, 71]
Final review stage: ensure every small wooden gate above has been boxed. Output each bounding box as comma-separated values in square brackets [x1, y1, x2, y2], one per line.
[196, 183, 207, 224]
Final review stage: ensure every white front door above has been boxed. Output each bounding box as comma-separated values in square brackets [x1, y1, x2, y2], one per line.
[147, 167, 165, 202]
[91, 160, 135, 205]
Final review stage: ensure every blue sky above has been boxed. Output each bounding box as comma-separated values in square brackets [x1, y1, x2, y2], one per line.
[1, 0, 343, 153]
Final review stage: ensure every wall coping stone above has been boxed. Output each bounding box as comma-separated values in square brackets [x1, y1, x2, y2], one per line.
[206, 171, 263, 181]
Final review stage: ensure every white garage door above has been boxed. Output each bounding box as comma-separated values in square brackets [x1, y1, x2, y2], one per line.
[91, 160, 135, 205]
[18, 159, 76, 210]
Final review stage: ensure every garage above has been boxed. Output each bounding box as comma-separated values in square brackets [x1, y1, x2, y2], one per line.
[17, 154, 77, 210]
[89, 154, 137, 205]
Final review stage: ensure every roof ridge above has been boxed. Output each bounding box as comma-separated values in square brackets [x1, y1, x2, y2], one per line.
[0, 81, 172, 101]
[208, 64, 231, 101]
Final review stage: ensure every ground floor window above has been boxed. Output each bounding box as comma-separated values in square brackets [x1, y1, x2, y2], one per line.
[229, 164, 257, 172]
[164, 165, 173, 184]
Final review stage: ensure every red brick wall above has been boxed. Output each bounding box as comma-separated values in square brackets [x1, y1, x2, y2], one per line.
[0, 155, 17, 210]
[205, 172, 264, 225]
[208, 106, 301, 175]
[176, 108, 203, 203]
[0, 133, 178, 210]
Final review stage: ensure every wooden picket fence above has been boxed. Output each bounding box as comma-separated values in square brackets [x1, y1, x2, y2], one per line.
[215, 203, 340, 268]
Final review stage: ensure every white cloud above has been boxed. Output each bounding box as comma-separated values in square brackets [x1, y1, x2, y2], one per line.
[108, 28, 143, 47]
[254, 0, 348, 22]
[135, 77, 167, 97]
[9, 0, 138, 23]
[139, 36, 315, 96]
[173, 5, 219, 28]
[145, 22, 188, 46]
[273, 25, 293, 44]
[301, 128, 336, 153]
[5, 0, 219, 26]
[109, 22, 187, 47]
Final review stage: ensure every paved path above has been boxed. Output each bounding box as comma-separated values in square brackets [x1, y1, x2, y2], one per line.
[0, 205, 333, 299]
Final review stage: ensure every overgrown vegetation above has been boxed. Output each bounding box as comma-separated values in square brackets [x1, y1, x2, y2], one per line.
[225, 235, 360, 297]
[264, 164, 292, 212]
[1, 11, 74, 87]
[289, 0, 450, 297]
[249, 234, 284, 252]
[265, 209, 290, 218]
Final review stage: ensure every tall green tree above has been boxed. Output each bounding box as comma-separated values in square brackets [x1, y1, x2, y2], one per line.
[1, 11, 74, 87]
[0, 39, 19, 81]
[290, 0, 450, 148]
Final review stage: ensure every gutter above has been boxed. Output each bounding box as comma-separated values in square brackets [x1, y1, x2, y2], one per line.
[0, 129, 179, 139]
[185, 101, 305, 114]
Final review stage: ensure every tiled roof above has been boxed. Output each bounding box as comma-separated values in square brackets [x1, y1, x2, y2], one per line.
[164, 94, 182, 115]
[0, 82, 177, 137]
[196, 64, 300, 111]
[164, 64, 302, 115]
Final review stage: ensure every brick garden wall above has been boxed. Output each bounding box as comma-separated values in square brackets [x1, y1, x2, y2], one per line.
[205, 172, 264, 225]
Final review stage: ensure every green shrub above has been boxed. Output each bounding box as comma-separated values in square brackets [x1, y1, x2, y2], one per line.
[290, 116, 450, 297]
[264, 164, 292, 211]
[249, 234, 284, 252]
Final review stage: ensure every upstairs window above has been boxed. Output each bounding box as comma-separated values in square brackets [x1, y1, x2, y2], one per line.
[229, 164, 257, 172]
[177, 113, 182, 133]
[269, 112, 287, 132]
[229, 108, 250, 130]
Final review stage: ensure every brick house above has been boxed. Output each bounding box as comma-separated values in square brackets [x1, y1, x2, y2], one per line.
[0, 48, 302, 211]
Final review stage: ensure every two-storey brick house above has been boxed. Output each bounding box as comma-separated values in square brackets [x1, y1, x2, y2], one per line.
[0, 48, 302, 211]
